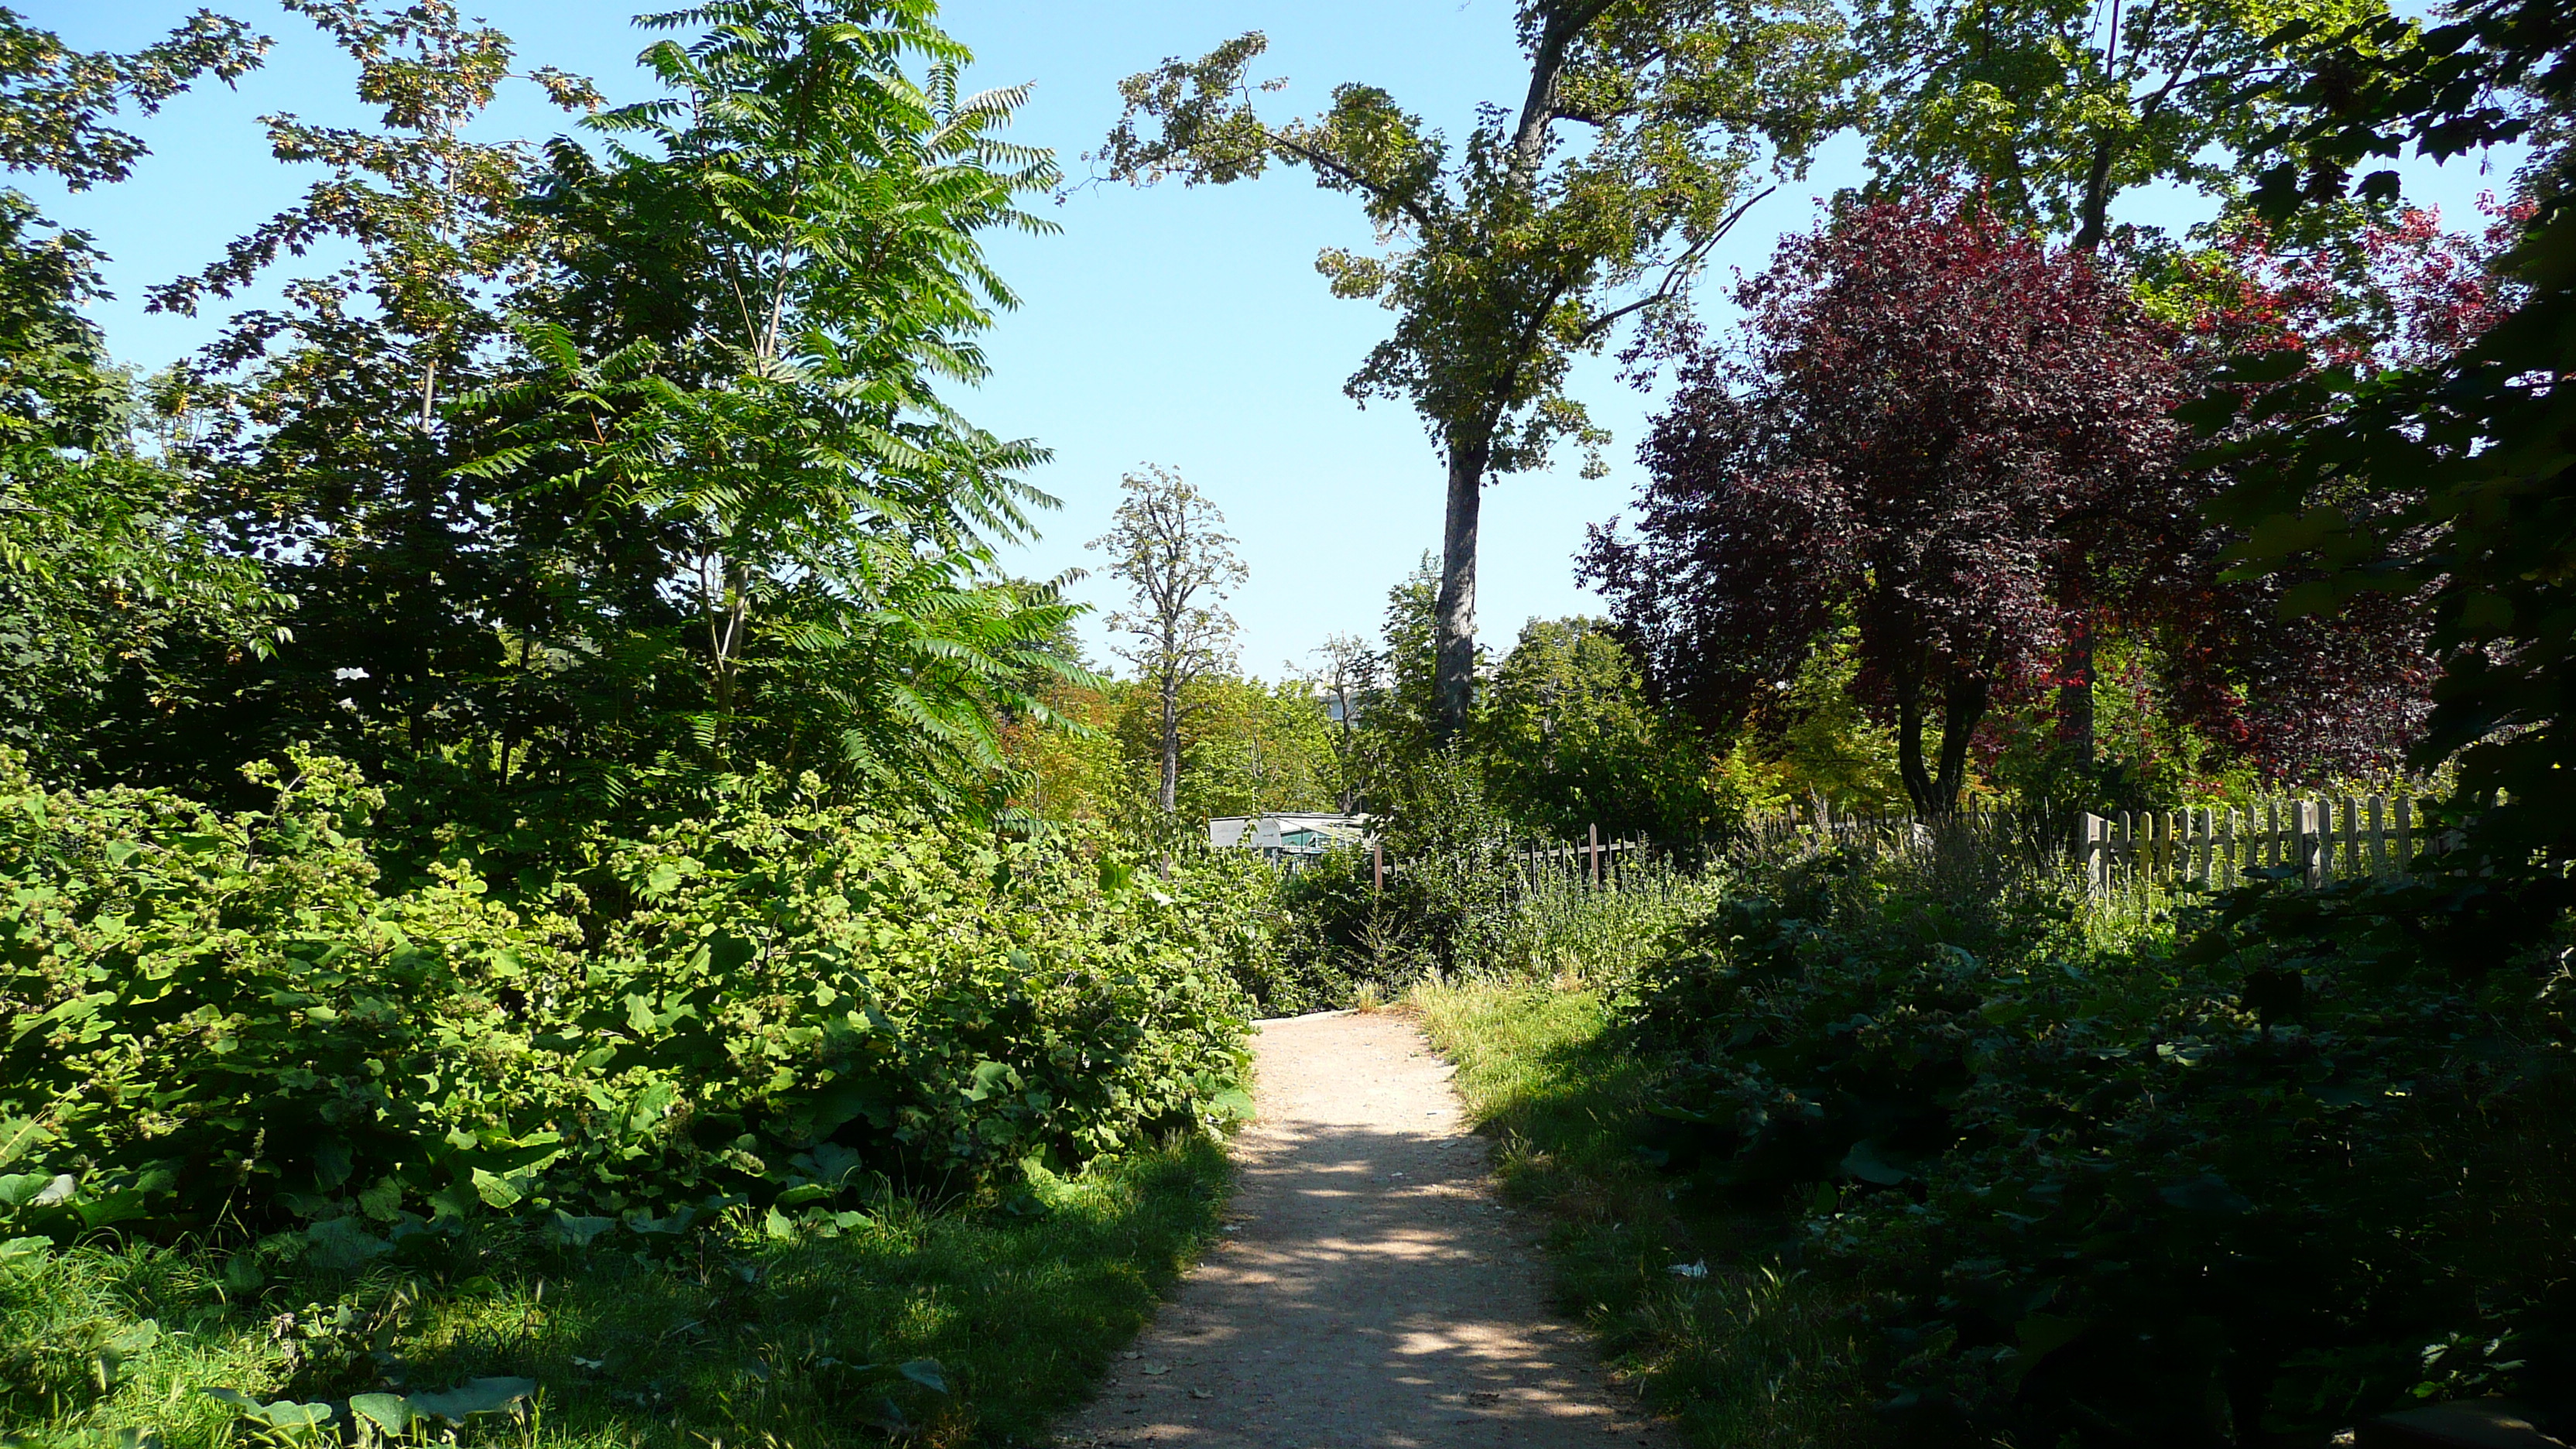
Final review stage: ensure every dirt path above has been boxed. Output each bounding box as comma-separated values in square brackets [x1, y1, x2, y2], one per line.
[1056, 1009, 1669, 1447]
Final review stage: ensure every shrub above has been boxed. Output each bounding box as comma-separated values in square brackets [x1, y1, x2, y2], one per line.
[1617, 834, 2576, 1444]
[1, 751, 1264, 1257]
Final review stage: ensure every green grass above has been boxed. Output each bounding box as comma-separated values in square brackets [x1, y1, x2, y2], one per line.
[1411, 981, 1877, 1449]
[0, 1134, 1231, 1449]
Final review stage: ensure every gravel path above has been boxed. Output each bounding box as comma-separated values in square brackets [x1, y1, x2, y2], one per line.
[1055, 1009, 1669, 1447]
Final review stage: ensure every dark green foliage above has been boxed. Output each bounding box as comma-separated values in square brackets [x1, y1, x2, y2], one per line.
[1, 750, 1266, 1253]
[0, 1133, 1231, 1447]
[1477, 617, 1741, 842]
[1616, 849, 2576, 1444]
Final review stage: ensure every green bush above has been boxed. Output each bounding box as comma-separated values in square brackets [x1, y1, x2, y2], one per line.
[1, 751, 1263, 1258]
[1618, 836, 2576, 1444]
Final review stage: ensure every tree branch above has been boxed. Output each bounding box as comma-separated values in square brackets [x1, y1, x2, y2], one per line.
[1262, 117, 1444, 233]
[1512, 0, 1619, 190]
[1577, 184, 1778, 345]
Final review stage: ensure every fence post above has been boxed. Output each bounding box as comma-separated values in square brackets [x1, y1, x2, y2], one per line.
[1587, 823, 1601, 888]
[2396, 794, 2413, 870]
[1372, 839, 1384, 893]
[2297, 799, 2321, 886]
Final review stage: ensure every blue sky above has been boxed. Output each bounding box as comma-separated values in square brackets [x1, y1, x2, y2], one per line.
[20, 0, 2526, 680]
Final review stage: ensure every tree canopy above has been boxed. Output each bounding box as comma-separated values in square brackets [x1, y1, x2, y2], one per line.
[1095, 1, 1849, 737]
[1585, 188, 2191, 814]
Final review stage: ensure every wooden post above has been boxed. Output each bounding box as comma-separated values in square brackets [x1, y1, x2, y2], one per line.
[1372, 839, 1384, 892]
[2307, 793, 2328, 886]
[1587, 823, 1600, 889]
[2220, 808, 2238, 888]
[2395, 794, 2413, 872]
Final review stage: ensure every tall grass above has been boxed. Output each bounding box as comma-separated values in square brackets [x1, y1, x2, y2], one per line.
[1481, 857, 1725, 984]
[1411, 983, 1877, 1448]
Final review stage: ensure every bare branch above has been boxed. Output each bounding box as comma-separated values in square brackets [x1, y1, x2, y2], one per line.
[1577, 184, 1780, 345]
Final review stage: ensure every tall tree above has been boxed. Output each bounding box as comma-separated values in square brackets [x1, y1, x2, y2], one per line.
[1094, 1, 1848, 738]
[1583, 188, 2190, 816]
[1855, 0, 2396, 759]
[139, 0, 601, 793]
[0, 8, 284, 783]
[1858, 0, 2390, 252]
[2215, 0, 2575, 870]
[467, 0, 1083, 811]
[1090, 466, 1246, 815]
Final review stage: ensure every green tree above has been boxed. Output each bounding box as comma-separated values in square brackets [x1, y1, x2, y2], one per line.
[138, 0, 602, 795]
[1096, 1, 1848, 738]
[1300, 631, 1375, 811]
[2215, 0, 2573, 871]
[1173, 676, 1341, 821]
[1088, 466, 1247, 815]
[1477, 616, 1727, 839]
[0, 9, 286, 783]
[461, 0, 1084, 812]
[1858, 0, 2391, 252]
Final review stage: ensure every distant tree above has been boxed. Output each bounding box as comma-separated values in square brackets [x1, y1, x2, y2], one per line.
[1302, 632, 1375, 812]
[1476, 616, 1728, 839]
[1160, 676, 1340, 822]
[1090, 467, 1248, 815]
[1094, 2, 1850, 739]
[1584, 188, 2191, 816]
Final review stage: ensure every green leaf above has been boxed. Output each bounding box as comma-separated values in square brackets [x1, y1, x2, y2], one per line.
[550, 1210, 616, 1247]
[471, 1166, 524, 1209]
[349, 1392, 411, 1436]
[406, 1377, 537, 1422]
[2157, 1173, 2256, 1214]
[2005, 1313, 2088, 1387]
[897, 1358, 948, 1393]
[1839, 1138, 1912, 1186]
[0, 1235, 53, 1265]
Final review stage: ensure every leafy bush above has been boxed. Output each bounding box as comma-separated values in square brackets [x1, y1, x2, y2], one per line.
[1618, 836, 2576, 1444]
[1, 751, 1264, 1256]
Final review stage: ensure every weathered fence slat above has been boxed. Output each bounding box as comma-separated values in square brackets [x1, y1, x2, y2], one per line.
[2072, 792, 2427, 893]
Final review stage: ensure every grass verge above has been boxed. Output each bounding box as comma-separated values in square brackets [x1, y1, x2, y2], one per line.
[1411, 981, 1877, 1449]
[0, 1133, 1230, 1449]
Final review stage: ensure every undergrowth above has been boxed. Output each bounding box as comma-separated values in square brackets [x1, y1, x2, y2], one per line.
[1411, 981, 1877, 1448]
[0, 1133, 1230, 1449]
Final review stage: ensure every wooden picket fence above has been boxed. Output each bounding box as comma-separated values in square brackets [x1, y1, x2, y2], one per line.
[1357, 794, 2437, 897]
[2078, 793, 2429, 890]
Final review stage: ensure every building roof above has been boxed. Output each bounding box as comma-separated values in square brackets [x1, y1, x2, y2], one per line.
[1208, 813, 1373, 850]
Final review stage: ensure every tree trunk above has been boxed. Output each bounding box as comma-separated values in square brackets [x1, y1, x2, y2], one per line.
[2072, 134, 2116, 253]
[2057, 612, 2096, 764]
[1896, 664, 1992, 818]
[1434, 433, 1488, 740]
[1895, 666, 1933, 815]
[1934, 672, 1990, 816]
[1158, 673, 1180, 814]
